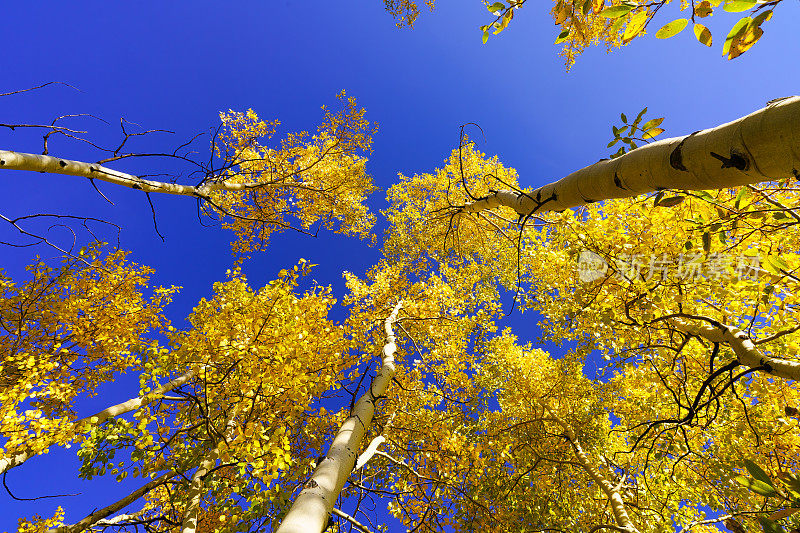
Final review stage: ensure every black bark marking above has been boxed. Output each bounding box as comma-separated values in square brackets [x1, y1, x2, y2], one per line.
[59, 160, 67, 167]
[613, 172, 626, 190]
[669, 131, 701, 172]
[670, 139, 689, 171]
[132, 184, 142, 190]
[710, 150, 749, 171]
[0, 160, 4, 165]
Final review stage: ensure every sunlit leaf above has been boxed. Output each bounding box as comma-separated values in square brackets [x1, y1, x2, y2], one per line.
[642, 127, 665, 139]
[641, 117, 664, 130]
[623, 10, 648, 43]
[656, 18, 689, 39]
[599, 5, 634, 18]
[723, 0, 756, 12]
[694, 23, 712, 46]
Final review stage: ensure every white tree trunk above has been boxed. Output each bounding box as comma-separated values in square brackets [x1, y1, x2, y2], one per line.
[542, 404, 640, 533]
[0, 370, 194, 475]
[462, 96, 800, 217]
[669, 317, 800, 380]
[53, 470, 177, 533]
[0, 151, 259, 197]
[275, 302, 403, 533]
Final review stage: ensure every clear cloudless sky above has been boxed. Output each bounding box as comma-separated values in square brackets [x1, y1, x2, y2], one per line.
[1, 0, 799, 529]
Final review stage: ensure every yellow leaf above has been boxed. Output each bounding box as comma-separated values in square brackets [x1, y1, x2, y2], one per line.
[693, 23, 712, 46]
[623, 10, 648, 44]
[655, 18, 689, 39]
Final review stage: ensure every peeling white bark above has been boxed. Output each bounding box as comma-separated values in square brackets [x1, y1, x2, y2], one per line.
[462, 97, 800, 217]
[669, 317, 800, 381]
[275, 301, 403, 533]
[0, 370, 194, 475]
[355, 435, 385, 470]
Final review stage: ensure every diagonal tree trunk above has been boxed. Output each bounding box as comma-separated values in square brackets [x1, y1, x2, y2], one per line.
[0, 152, 263, 197]
[0, 370, 194, 475]
[668, 316, 800, 380]
[275, 301, 403, 533]
[53, 470, 178, 533]
[460, 97, 800, 218]
[541, 404, 641, 533]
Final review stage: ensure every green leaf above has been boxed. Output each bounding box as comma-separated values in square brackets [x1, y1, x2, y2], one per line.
[758, 517, 786, 533]
[656, 18, 689, 39]
[734, 186, 751, 209]
[736, 475, 779, 497]
[641, 117, 664, 130]
[487, 2, 506, 13]
[621, 112, 628, 123]
[702, 231, 711, 253]
[555, 29, 571, 43]
[609, 16, 627, 32]
[482, 29, 490, 44]
[633, 107, 648, 125]
[779, 473, 800, 496]
[656, 196, 685, 207]
[745, 460, 775, 486]
[724, 0, 756, 12]
[599, 5, 634, 18]
[608, 138, 620, 148]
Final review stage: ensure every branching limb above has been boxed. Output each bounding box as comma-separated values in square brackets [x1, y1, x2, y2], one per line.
[54, 470, 178, 533]
[332, 508, 376, 533]
[276, 301, 403, 533]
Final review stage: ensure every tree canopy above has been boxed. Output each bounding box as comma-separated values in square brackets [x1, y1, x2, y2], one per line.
[1, 2, 799, 533]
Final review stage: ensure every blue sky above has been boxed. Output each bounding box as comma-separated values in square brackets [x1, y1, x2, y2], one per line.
[1, 0, 799, 529]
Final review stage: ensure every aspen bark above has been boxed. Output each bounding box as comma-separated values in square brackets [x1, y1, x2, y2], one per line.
[181, 408, 240, 533]
[275, 301, 403, 533]
[54, 470, 177, 533]
[0, 151, 261, 196]
[669, 317, 800, 380]
[542, 404, 641, 533]
[0, 370, 194, 475]
[461, 96, 800, 217]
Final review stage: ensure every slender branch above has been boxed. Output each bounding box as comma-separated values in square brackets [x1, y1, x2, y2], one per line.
[332, 508, 376, 533]
[0, 370, 195, 475]
[53, 471, 177, 533]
